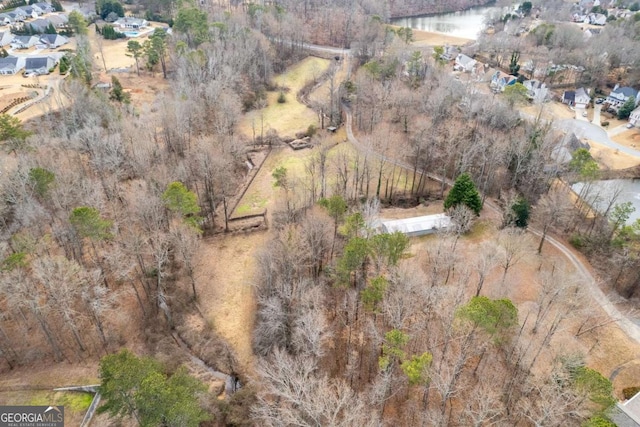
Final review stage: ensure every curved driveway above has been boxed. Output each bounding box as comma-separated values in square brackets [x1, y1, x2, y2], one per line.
[556, 119, 640, 157]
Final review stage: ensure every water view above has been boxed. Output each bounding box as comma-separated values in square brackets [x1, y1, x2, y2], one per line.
[391, 5, 502, 40]
[572, 179, 640, 225]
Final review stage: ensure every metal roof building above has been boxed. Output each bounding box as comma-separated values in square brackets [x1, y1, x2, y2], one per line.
[380, 213, 452, 237]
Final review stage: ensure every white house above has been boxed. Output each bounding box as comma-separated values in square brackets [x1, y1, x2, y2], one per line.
[630, 107, 640, 127]
[24, 56, 56, 74]
[454, 54, 477, 72]
[16, 6, 39, 19]
[380, 214, 453, 237]
[37, 33, 68, 48]
[11, 35, 39, 49]
[32, 2, 55, 14]
[587, 13, 607, 25]
[0, 13, 12, 25]
[523, 79, 549, 101]
[606, 85, 639, 109]
[0, 30, 13, 47]
[0, 56, 24, 75]
[113, 17, 148, 30]
[574, 87, 591, 109]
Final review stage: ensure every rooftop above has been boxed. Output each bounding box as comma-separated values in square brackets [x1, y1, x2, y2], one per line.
[380, 213, 452, 236]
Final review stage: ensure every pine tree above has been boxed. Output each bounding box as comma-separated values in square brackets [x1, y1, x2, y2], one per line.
[444, 173, 483, 215]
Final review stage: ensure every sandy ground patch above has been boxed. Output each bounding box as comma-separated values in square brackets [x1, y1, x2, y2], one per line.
[588, 139, 640, 170]
[521, 101, 575, 121]
[612, 128, 640, 150]
[405, 27, 473, 46]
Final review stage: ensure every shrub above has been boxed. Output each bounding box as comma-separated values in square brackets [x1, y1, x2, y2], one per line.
[623, 386, 640, 400]
[601, 121, 610, 127]
[569, 233, 586, 249]
[306, 124, 317, 137]
[277, 91, 286, 104]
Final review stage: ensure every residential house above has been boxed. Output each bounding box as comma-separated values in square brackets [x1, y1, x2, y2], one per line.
[32, 2, 55, 14]
[630, 106, 640, 127]
[380, 214, 453, 237]
[0, 56, 24, 75]
[490, 71, 517, 92]
[606, 84, 639, 109]
[572, 13, 587, 22]
[28, 18, 53, 33]
[454, 54, 477, 72]
[6, 11, 26, 23]
[24, 56, 55, 74]
[10, 9, 28, 21]
[551, 132, 590, 165]
[0, 13, 13, 25]
[0, 30, 13, 47]
[113, 17, 148, 30]
[16, 6, 39, 19]
[523, 79, 549, 101]
[574, 87, 591, 109]
[587, 13, 607, 25]
[440, 45, 460, 62]
[609, 390, 640, 427]
[562, 90, 575, 106]
[45, 14, 68, 28]
[11, 35, 39, 49]
[37, 33, 67, 48]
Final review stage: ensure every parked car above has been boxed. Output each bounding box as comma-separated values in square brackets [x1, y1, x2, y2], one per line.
[23, 71, 36, 78]
[595, 98, 604, 104]
[582, 111, 588, 117]
[627, 123, 634, 129]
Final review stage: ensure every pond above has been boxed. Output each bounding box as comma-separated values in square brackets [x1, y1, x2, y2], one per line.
[390, 5, 503, 40]
[571, 179, 640, 225]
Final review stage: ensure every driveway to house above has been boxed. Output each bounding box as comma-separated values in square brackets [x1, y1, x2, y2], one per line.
[556, 118, 640, 157]
[592, 103, 602, 125]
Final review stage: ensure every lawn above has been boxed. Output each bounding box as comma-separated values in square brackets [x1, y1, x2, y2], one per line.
[238, 57, 331, 139]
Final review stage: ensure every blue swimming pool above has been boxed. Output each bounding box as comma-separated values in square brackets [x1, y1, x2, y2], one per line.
[124, 31, 140, 37]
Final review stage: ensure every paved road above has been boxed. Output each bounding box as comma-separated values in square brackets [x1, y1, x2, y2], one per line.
[556, 119, 640, 157]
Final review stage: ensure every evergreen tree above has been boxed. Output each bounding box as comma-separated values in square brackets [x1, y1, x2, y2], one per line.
[444, 173, 483, 215]
[618, 96, 636, 120]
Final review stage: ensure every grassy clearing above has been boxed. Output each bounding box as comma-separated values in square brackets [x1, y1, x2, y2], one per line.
[238, 57, 331, 139]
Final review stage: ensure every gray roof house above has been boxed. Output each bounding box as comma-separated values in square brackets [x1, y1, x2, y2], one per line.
[24, 56, 55, 74]
[610, 391, 640, 427]
[46, 14, 68, 27]
[11, 35, 40, 49]
[0, 56, 25, 75]
[37, 33, 68, 48]
[523, 79, 549, 101]
[0, 13, 13, 25]
[28, 18, 52, 33]
[32, 2, 55, 13]
[0, 30, 13, 47]
[454, 53, 477, 72]
[490, 70, 517, 92]
[587, 12, 607, 25]
[16, 6, 40, 19]
[6, 11, 26, 22]
[574, 87, 591, 108]
[606, 85, 639, 109]
[113, 17, 148, 30]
